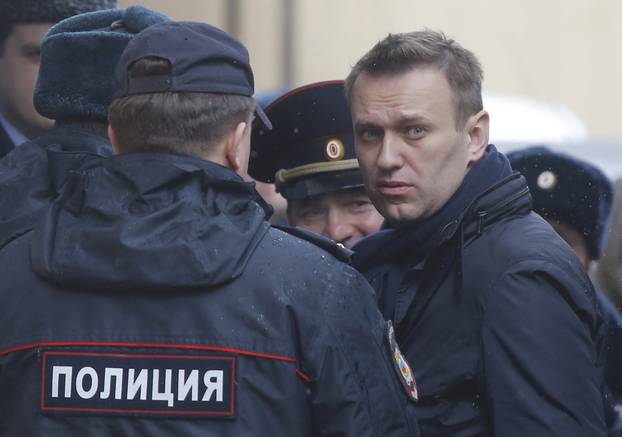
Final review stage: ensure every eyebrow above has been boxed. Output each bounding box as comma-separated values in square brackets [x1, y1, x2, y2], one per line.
[354, 114, 432, 128]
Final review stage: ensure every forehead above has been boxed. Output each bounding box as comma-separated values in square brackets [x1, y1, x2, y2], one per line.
[8, 22, 53, 47]
[291, 187, 369, 208]
[350, 66, 455, 123]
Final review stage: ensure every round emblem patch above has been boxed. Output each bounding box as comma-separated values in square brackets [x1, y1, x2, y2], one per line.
[537, 170, 557, 191]
[325, 139, 345, 161]
[387, 321, 418, 402]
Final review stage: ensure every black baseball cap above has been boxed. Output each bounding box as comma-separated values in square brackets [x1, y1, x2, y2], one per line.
[113, 21, 272, 129]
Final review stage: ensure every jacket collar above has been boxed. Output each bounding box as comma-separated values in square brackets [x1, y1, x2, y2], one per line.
[435, 172, 532, 248]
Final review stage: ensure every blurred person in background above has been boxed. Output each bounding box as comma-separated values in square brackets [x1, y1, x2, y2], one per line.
[509, 146, 622, 435]
[348, 30, 607, 436]
[250, 81, 383, 248]
[0, 6, 168, 249]
[0, 0, 117, 157]
[596, 178, 622, 314]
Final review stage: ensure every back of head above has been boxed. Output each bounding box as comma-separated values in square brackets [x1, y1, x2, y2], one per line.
[34, 6, 169, 123]
[508, 146, 613, 260]
[345, 30, 483, 128]
[108, 21, 268, 157]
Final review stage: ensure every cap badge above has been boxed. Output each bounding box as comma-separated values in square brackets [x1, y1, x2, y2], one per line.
[387, 321, 418, 402]
[325, 139, 345, 161]
[537, 170, 558, 191]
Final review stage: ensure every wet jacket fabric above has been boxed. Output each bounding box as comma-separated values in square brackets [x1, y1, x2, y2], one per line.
[0, 123, 111, 248]
[0, 152, 419, 437]
[353, 146, 607, 437]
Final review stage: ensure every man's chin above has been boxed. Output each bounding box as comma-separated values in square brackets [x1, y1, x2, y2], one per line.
[381, 205, 422, 227]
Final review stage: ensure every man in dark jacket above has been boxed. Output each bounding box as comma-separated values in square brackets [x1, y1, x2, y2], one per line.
[347, 31, 606, 436]
[250, 81, 383, 248]
[0, 6, 168, 249]
[0, 21, 419, 436]
[0, 0, 117, 157]
[509, 146, 622, 435]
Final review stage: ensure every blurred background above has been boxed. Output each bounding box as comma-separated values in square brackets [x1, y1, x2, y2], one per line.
[119, 0, 622, 175]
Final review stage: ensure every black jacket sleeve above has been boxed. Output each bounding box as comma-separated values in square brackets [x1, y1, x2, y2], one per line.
[299, 267, 419, 437]
[481, 259, 607, 437]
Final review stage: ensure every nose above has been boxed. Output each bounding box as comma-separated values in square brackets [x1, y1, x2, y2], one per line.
[376, 132, 403, 172]
[325, 209, 359, 249]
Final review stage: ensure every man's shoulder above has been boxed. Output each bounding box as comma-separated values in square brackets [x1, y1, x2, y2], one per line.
[477, 211, 577, 269]
[253, 226, 371, 297]
[471, 212, 594, 300]
[0, 140, 46, 173]
[270, 225, 352, 262]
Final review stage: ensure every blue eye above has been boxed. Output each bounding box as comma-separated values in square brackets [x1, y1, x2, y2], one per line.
[408, 127, 425, 137]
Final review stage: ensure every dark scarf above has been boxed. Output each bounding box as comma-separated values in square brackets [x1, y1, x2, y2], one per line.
[352, 145, 513, 271]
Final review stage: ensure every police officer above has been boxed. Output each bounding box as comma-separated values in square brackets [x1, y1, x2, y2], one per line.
[508, 146, 622, 435]
[0, 21, 419, 436]
[0, 0, 117, 157]
[0, 6, 168, 249]
[250, 81, 383, 248]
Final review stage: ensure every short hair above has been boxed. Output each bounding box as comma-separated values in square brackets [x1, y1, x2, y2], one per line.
[345, 30, 483, 128]
[108, 56, 255, 155]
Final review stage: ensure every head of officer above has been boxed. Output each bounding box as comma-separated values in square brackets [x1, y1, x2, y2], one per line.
[508, 146, 613, 273]
[108, 21, 271, 174]
[250, 81, 384, 248]
[345, 31, 489, 226]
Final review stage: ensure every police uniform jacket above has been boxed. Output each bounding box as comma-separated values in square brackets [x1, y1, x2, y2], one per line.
[0, 123, 112, 249]
[353, 146, 607, 437]
[0, 152, 418, 436]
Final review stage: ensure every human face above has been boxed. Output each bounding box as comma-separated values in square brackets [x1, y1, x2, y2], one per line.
[351, 66, 486, 225]
[287, 188, 384, 248]
[0, 23, 54, 138]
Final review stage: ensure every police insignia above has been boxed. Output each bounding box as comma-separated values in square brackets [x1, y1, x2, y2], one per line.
[537, 170, 557, 191]
[387, 321, 418, 402]
[325, 139, 345, 161]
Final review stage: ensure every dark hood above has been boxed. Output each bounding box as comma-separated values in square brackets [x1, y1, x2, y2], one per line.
[31, 152, 272, 290]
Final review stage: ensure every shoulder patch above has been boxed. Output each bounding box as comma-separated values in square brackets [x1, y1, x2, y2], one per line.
[387, 321, 418, 402]
[273, 224, 353, 262]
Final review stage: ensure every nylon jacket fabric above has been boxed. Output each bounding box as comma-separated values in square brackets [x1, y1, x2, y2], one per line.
[0, 123, 112, 248]
[0, 152, 418, 436]
[353, 147, 607, 437]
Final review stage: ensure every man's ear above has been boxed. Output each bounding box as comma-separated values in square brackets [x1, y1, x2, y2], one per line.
[225, 121, 248, 172]
[466, 110, 490, 167]
[108, 125, 121, 155]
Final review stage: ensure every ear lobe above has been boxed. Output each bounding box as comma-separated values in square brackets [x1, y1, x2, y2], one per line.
[466, 110, 490, 165]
